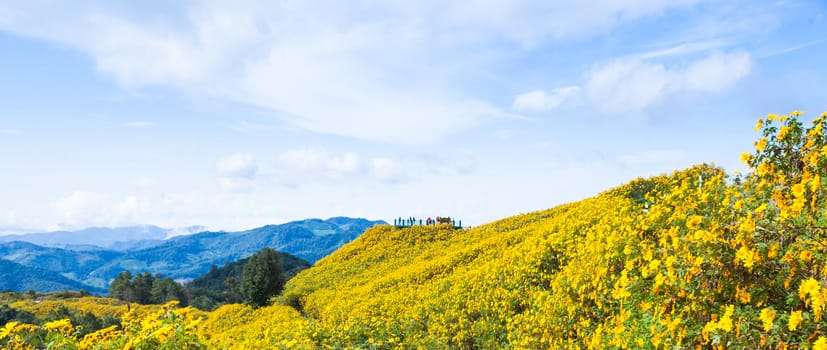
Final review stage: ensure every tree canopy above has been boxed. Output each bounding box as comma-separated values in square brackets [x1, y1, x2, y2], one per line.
[241, 247, 284, 308]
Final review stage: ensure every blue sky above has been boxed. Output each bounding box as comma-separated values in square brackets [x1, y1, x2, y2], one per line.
[0, 1, 825, 233]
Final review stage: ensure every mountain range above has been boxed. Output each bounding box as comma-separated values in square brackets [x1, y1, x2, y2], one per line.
[0, 217, 385, 293]
[0, 225, 206, 251]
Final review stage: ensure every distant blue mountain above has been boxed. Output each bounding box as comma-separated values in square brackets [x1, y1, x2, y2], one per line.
[0, 259, 105, 294]
[0, 225, 205, 251]
[0, 217, 385, 292]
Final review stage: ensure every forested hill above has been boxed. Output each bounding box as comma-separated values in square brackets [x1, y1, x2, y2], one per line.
[0, 259, 104, 294]
[0, 217, 383, 292]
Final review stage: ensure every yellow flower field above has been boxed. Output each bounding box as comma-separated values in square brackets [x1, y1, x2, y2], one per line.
[3, 110, 827, 348]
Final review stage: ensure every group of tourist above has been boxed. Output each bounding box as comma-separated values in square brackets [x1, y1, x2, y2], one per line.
[393, 216, 461, 228]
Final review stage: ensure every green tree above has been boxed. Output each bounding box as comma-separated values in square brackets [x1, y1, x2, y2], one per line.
[109, 271, 135, 302]
[150, 277, 184, 304]
[190, 295, 218, 311]
[0, 304, 35, 325]
[225, 277, 240, 304]
[241, 247, 284, 307]
[132, 272, 155, 304]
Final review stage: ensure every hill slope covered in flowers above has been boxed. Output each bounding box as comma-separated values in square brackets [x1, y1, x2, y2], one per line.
[4, 111, 827, 349]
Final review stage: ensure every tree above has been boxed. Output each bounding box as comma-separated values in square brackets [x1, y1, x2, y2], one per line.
[151, 277, 184, 304]
[109, 271, 135, 302]
[241, 247, 284, 307]
[225, 277, 240, 304]
[132, 272, 155, 304]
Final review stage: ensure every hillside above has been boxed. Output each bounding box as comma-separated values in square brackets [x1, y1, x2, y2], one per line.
[4, 111, 827, 348]
[0, 217, 382, 291]
[0, 259, 103, 294]
[196, 111, 827, 348]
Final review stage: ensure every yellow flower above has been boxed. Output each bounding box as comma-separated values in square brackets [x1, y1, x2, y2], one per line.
[755, 118, 764, 132]
[718, 305, 735, 332]
[767, 243, 779, 259]
[42, 318, 74, 335]
[755, 137, 768, 151]
[815, 337, 827, 350]
[735, 287, 751, 304]
[736, 246, 758, 269]
[791, 110, 805, 117]
[778, 126, 791, 140]
[0, 321, 16, 340]
[788, 310, 802, 331]
[800, 250, 812, 262]
[686, 215, 703, 230]
[799, 278, 820, 299]
[759, 307, 775, 332]
[792, 183, 805, 198]
[768, 113, 779, 121]
[740, 152, 751, 164]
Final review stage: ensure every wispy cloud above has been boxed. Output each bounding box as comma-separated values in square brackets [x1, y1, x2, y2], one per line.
[0, 1, 712, 143]
[54, 191, 108, 227]
[217, 153, 258, 179]
[274, 147, 476, 186]
[757, 39, 825, 58]
[230, 121, 273, 133]
[0, 128, 19, 134]
[638, 40, 730, 59]
[124, 121, 155, 127]
[584, 51, 751, 113]
[512, 87, 580, 112]
[217, 153, 258, 191]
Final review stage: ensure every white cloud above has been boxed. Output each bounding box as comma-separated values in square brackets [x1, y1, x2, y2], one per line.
[683, 51, 751, 93]
[124, 121, 155, 127]
[585, 51, 751, 113]
[217, 153, 258, 179]
[370, 158, 405, 183]
[277, 148, 475, 185]
[638, 40, 729, 59]
[281, 149, 362, 176]
[55, 191, 107, 227]
[0, 1, 709, 143]
[586, 58, 673, 112]
[0, 128, 19, 134]
[512, 87, 580, 111]
[217, 153, 258, 191]
[230, 121, 273, 133]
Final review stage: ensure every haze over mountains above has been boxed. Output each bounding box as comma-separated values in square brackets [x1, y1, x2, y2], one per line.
[0, 217, 384, 294]
[0, 225, 207, 251]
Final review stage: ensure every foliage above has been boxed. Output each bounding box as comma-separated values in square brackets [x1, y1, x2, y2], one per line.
[0, 301, 205, 350]
[0, 304, 35, 325]
[242, 248, 285, 308]
[185, 252, 309, 310]
[108, 271, 184, 306]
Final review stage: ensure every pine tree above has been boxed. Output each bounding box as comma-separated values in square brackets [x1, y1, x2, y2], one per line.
[150, 277, 184, 304]
[108, 271, 135, 302]
[241, 247, 284, 307]
[132, 272, 155, 304]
